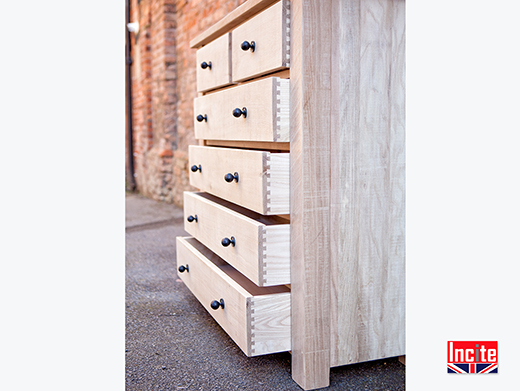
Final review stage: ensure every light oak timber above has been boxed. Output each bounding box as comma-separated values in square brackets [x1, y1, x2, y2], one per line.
[329, 0, 406, 367]
[189, 145, 289, 215]
[194, 77, 289, 142]
[231, 1, 290, 82]
[204, 140, 290, 152]
[190, 0, 280, 49]
[196, 33, 234, 92]
[202, 69, 290, 95]
[290, 0, 332, 389]
[183, 191, 290, 286]
[176, 237, 291, 356]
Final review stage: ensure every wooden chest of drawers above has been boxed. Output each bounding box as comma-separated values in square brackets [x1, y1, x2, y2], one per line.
[177, 0, 405, 389]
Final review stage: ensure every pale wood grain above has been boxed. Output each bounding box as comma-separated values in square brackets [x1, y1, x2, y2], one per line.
[289, 0, 332, 389]
[194, 77, 289, 142]
[329, 0, 406, 367]
[190, 0, 280, 49]
[201, 68, 290, 96]
[204, 140, 290, 151]
[249, 293, 291, 355]
[183, 191, 290, 286]
[266, 152, 290, 214]
[231, 1, 290, 82]
[176, 237, 291, 356]
[196, 33, 234, 92]
[189, 145, 289, 215]
[262, 224, 291, 286]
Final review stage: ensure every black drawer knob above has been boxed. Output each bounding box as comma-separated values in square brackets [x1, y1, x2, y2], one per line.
[210, 298, 225, 310]
[224, 172, 239, 183]
[178, 265, 189, 273]
[191, 164, 202, 173]
[200, 61, 212, 69]
[187, 215, 198, 223]
[232, 107, 247, 118]
[196, 114, 207, 122]
[221, 236, 236, 247]
[241, 40, 255, 52]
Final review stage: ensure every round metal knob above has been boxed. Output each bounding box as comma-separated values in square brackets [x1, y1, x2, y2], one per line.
[196, 114, 207, 122]
[221, 236, 236, 247]
[178, 265, 189, 273]
[200, 61, 212, 69]
[191, 164, 202, 173]
[241, 41, 255, 52]
[210, 298, 225, 310]
[232, 107, 247, 118]
[187, 215, 198, 223]
[224, 172, 239, 183]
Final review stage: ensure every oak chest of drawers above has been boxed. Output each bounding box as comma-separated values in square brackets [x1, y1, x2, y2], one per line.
[176, 0, 405, 389]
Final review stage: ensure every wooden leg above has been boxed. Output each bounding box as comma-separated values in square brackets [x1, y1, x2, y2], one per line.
[290, 0, 332, 389]
[399, 355, 406, 365]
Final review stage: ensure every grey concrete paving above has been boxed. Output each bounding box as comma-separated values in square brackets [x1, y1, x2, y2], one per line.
[125, 192, 405, 390]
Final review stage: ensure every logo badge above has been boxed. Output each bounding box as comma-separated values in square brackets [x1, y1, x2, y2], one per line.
[447, 341, 498, 374]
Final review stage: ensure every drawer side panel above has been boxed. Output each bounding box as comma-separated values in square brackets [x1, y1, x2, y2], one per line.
[248, 293, 291, 356]
[262, 224, 291, 286]
[266, 153, 290, 214]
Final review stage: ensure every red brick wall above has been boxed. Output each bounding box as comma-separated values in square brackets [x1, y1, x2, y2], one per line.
[128, 0, 247, 205]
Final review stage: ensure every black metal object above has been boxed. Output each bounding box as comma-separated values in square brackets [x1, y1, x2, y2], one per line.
[232, 107, 247, 118]
[178, 265, 189, 273]
[125, 0, 136, 191]
[241, 40, 255, 52]
[187, 215, 198, 223]
[224, 172, 239, 183]
[191, 165, 202, 173]
[221, 237, 236, 247]
[200, 61, 212, 69]
[210, 299, 225, 310]
[196, 114, 207, 122]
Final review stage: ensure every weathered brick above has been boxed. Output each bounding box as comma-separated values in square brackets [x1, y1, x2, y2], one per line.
[127, 0, 242, 206]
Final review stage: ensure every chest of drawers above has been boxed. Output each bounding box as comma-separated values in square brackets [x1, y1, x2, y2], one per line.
[176, 0, 405, 389]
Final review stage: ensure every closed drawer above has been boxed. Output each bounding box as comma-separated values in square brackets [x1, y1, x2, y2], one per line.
[196, 33, 233, 92]
[176, 237, 291, 356]
[184, 191, 290, 286]
[189, 145, 289, 215]
[231, 0, 290, 82]
[194, 77, 289, 143]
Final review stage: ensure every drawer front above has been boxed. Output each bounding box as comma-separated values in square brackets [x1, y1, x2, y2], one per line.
[176, 237, 291, 356]
[196, 33, 233, 92]
[194, 77, 289, 142]
[189, 146, 289, 215]
[184, 191, 290, 286]
[231, 0, 290, 82]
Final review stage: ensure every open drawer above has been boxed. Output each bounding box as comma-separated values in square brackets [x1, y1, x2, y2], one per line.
[189, 145, 289, 215]
[176, 237, 291, 357]
[183, 191, 290, 286]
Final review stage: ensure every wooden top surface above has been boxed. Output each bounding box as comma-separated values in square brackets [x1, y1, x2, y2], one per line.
[190, 0, 279, 48]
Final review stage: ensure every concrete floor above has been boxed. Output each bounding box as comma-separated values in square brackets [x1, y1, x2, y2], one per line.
[125, 192, 405, 390]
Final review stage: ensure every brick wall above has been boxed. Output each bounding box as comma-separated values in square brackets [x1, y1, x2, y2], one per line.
[127, 0, 247, 205]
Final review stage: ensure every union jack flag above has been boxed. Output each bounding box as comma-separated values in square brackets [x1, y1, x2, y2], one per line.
[447, 363, 498, 374]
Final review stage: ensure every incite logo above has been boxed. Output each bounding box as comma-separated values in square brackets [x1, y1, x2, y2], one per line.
[447, 341, 498, 374]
